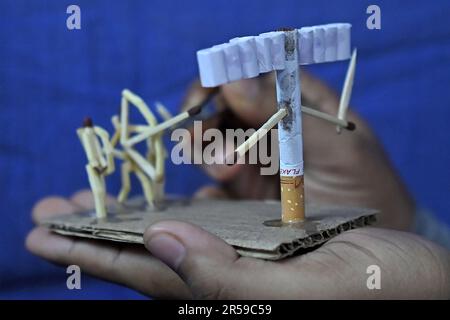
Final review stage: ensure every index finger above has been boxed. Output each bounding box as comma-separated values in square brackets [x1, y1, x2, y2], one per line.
[32, 196, 81, 224]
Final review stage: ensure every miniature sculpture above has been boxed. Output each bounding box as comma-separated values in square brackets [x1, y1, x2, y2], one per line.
[197, 23, 356, 225]
[78, 89, 202, 217]
[43, 23, 378, 260]
[77, 118, 115, 218]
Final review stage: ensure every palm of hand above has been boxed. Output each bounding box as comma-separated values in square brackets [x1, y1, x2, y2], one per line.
[27, 196, 447, 299]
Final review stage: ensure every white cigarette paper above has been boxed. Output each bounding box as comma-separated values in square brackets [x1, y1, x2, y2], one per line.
[276, 30, 303, 177]
[196, 24, 351, 87]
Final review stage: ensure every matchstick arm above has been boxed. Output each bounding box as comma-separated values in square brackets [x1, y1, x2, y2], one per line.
[301, 105, 356, 131]
[301, 49, 358, 132]
[93, 126, 116, 175]
[77, 124, 116, 175]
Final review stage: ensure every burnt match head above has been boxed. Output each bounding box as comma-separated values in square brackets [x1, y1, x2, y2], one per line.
[187, 105, 202, 116]
[83, 117, 93, 127]
[346, 121, 356, 131]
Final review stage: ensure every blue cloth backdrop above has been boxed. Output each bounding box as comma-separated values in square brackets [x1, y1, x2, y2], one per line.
[0, 0, 449, 299]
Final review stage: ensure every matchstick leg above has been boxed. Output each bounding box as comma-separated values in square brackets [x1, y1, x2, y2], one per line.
[118, 161, 132, 203]
[135, 167, 155, 208]
[86, 165, 107, 219]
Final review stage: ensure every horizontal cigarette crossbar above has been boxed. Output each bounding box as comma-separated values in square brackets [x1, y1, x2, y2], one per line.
[197, 23, 351, 87]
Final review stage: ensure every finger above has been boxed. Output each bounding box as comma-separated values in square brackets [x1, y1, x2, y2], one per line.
[221, 74, 276, 127]
[193, 186, 229, 199]
[301, 71, 340, 114]
[70, 189, 118, 210]
[300, 71, 370, 137]
[32, 197, 81, 224]
[180, 78, 273, 183]
[180, 80, 218, 113]
[220, 72, 341, 126]
[26, 226, 191, 299]
[200, 136, 244, 182]
[144, 221, 245, 299]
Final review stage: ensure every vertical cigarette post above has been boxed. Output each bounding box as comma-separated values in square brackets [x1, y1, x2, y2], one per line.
[276, 29, 305, 223]
[196, 24, 352, 224]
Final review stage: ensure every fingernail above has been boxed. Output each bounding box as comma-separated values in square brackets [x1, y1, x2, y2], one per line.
[146, 232, 186, 271]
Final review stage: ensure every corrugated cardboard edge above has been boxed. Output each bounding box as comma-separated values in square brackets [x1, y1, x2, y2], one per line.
[44, 209, 376, 260]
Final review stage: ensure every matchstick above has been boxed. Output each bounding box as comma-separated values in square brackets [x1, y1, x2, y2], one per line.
[301, 105, 355, 130]
[116, 90, 167, 204]
[156, 102, 173, 121]
[118, 161, 132, 203]
[276, 29, 305, 223]
[77, 117, 115, 219]
[148, 136, 166, 183]
[122, 89, 158, 126]
[120, 96, 129, 145]
[134, 167, 156, 207]
[226, 108, 287, 163]
[85, 164, 107, 218]
[124, 147, 156, 180]
[337, 49, 357, 133]
[77, 124, 104, 168]
[123, 104, 202, 147]
[94, 126, 115, 174]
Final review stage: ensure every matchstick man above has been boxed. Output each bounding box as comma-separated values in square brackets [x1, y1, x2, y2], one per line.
[77, 89, 205, 216]
[77, 117, 115, 218]
[113, 89, 203, 207]
[110, 89, 167, 208]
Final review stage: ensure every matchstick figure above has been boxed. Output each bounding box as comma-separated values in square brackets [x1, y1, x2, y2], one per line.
[107, 89, 167, 208]
[78, 89, 204, 217]
[110, 122, 165, 208]
[77, 117, 115, 218]
[113, 89, 203, 208]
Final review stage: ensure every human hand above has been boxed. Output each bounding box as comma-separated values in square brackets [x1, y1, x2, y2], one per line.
[26, 190, 192, 299]
[27, 72, 423, 299]
[181, 72, 415, 230]
[143, 219, 450, 299]
[26, 194, 450, 299]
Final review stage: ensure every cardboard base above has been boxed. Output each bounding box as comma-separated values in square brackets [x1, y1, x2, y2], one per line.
[41, 198, 377, 260]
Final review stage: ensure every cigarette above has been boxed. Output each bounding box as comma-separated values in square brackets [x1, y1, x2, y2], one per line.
[276, 29, 305, 223]
[226, 108, 287, 164]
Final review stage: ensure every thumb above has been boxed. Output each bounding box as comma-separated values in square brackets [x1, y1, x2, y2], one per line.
[144, 221, 241, 299]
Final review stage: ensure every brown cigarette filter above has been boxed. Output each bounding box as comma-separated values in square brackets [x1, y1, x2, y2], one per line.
[280, 175, 305, 223]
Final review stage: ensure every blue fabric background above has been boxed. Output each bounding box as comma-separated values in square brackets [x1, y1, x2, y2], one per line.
[0, 0, 449, 299]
